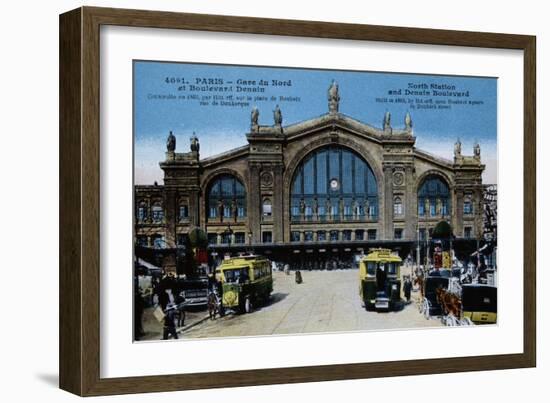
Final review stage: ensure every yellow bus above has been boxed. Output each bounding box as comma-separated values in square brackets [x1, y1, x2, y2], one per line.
[216, 255, 273, 313]
[359, 248, 402, 311]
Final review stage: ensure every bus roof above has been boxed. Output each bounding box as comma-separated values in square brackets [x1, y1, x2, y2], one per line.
[361, 248, 402, 263]
[219, 255, 268, 268]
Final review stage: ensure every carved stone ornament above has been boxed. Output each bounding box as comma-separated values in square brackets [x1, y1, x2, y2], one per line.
[260, 171, 274, 187]
[393, 171, 405, 186]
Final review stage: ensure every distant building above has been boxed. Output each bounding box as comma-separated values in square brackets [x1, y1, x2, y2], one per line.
[134, 84, 485, 271]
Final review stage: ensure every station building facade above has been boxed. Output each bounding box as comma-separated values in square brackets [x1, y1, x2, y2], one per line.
[134, 84, 485, 270]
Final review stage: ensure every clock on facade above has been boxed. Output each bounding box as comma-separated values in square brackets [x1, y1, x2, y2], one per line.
[329, 178, 340, 191]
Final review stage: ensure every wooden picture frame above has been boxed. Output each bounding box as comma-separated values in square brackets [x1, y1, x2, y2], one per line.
[59, 6, 536, 396]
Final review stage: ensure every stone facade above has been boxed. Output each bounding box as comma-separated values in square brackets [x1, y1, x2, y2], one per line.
[134, 87, 485, 265]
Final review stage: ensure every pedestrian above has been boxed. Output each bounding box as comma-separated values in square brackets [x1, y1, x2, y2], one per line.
[295, 270, 303, 284]
[403, 276, 412, 303]
[162, 303, 179, 340]
[134, 281, 145, 340]
[284, 263, 290, 275]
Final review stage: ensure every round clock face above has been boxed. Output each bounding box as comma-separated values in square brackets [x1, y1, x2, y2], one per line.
[329, 178, 340, 191]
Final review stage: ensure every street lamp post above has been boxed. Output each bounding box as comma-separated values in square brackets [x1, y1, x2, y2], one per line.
[247, 231, 253, 255]
[223, 224, 233, 257]
[416, 222, 420, 274]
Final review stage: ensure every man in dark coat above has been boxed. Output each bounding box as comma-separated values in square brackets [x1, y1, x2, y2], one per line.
[403, 276, 413, 303]
[162, 303, 179, 340]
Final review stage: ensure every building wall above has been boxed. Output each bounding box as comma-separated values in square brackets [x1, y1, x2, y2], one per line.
[134, 111, 485, 251]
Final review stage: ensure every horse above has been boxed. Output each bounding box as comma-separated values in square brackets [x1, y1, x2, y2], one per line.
[413, 273, 425, 299]
[435, 285, 462, 319]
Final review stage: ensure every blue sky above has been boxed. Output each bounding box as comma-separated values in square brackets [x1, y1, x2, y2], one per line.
[134, 61, 497, 184]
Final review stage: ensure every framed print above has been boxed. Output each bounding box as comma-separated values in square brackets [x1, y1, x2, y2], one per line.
[59, 6, 536, 396]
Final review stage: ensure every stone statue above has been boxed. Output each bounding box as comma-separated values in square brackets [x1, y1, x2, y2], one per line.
[299, 198, 306, 216]
[424, 199, 430, 216]
[273, 105, 283, 126]
[474, 142, 481, 158]
[326, 198, 332, 218]
[231, 198, 238, 221]
[383, 111, 391, 131]
[405, 111, 413, 131]
[454, 138, 462, 157]
[364, 199, 370, 218]
[217, 199, 224, 221]
[436, 198, 442, 216]
[351, 197, 358, 219]
[190, 132, 200, 153]
[328, 80, 340, 113]
[338, 197, 345, 218]
[251, 106, 259, 127]
[166, 131, 176, 152]
[312, 197, 319, 217]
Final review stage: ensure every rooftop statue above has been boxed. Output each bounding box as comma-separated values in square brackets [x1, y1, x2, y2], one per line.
[190, 132, 200, 153]
[383, 111, 391, 131]
[474, 142, 481, 158]
[273, 105, 283, 126]
[405, 111, 413, 131]
[328, 80, 340, 113]
[166, 131, 176, 152]
[251, 106, 259, 127]
[454, 138, 462, 157]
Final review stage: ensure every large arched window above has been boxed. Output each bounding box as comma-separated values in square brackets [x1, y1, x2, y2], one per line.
[418, 175, 450, 217]
[207, 175, 246, 220]
[290, 146, 378, 222]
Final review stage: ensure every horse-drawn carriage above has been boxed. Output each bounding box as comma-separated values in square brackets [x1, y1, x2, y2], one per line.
[461, 284, 497, 324]
[417, 268, 497, 326]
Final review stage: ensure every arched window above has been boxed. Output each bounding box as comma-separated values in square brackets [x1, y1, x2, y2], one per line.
[178, 204, 189, 221]
[418, 175, 450, 217]
[151, 202, 164, 223]
[151, 234, 165, 249]
[262, 198, 272, 218]
[207, 175, 246, 220]
[290, 146, 378, 222]
[463, 195, 473, 215]
[393, 196, 403, 217]
[136, 201, 148, 223]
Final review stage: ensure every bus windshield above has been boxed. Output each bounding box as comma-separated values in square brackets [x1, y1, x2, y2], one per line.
[223, 267, 249, 283]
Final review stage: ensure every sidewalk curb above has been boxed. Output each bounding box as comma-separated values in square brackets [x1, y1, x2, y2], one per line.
[176, 314, 211, 334]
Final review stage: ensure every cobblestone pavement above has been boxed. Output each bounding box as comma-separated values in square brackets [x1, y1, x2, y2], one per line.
[182, 269, 444, 339]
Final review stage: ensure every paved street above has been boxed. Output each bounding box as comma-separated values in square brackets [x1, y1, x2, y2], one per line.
[181, 269, 443, 339]
[140, 305, 209, 341]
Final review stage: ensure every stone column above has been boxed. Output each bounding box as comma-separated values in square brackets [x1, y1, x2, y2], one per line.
[405, 166, 417, 241]
[272, 165, 284, 243]
[475, 187, 484, 240]
[188, 189, 201, 227]
[383, 165, 393, 240]
[164, 189, 177, 248]
[455, 189, 464, 237]
[247, 163, 262, 243]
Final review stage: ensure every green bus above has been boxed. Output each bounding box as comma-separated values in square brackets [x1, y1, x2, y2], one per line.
[359, 248, 402, 311]
[216, 255, 273, 313]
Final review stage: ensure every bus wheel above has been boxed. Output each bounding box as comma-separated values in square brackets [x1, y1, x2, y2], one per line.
[244, 297, 252, 313]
